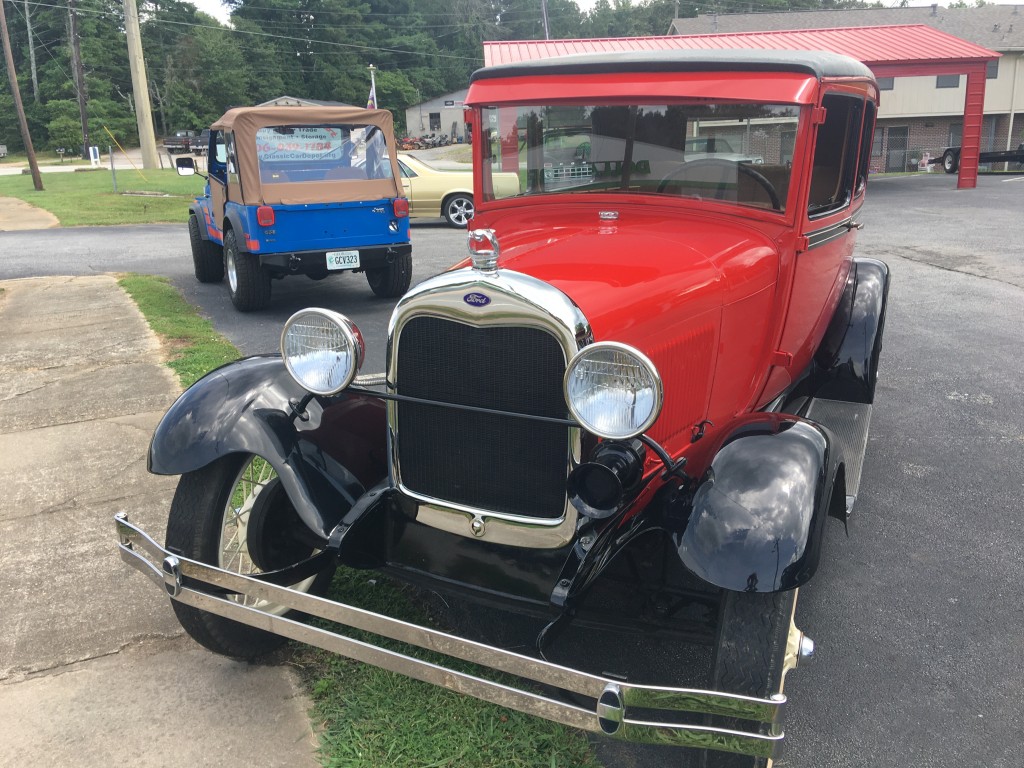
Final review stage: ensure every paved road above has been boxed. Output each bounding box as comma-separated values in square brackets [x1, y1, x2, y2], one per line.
[0, 172, 1022, 767]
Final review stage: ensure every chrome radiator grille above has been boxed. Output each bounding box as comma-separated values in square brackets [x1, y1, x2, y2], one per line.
[394, 316, 569, 519]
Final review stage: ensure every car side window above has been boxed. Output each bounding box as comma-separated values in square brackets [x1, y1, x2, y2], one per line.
[854, 100, 876, 198]
[209, 131, 228, 183]
[398, 161, 415, 178]
[808, 94, 864, 217]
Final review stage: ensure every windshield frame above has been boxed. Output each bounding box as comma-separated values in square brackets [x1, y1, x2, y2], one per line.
[476, 99, 808, 221]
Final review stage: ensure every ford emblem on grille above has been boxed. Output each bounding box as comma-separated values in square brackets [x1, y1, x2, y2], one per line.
[463, 292, 491, 307]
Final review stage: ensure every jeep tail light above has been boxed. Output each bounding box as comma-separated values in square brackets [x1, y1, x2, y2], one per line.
[393, 198, 409, 218]
[256, 205, 275, 227]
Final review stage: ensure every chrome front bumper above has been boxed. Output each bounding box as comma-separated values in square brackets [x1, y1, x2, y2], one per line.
[115, 513, 786, 758]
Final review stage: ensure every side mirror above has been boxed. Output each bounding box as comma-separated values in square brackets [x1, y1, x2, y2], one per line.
[175, 156, 196, 176]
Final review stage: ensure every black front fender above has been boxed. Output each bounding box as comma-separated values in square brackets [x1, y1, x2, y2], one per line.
[149, 355, 388, 541]
[674, 417, 840, 593]
[815, 258, 890, 404]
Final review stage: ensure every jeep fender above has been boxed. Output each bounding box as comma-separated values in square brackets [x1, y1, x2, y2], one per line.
[149, 355, 388, 542]
[223, 205, 248, 247]
[815, 258, 890, 404]
[674, 417, 840, 593]
[189, 200, 214, 242]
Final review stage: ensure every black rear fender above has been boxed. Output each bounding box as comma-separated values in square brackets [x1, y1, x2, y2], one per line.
[149, 355, 388, 541]
[674, 415, 841, 593]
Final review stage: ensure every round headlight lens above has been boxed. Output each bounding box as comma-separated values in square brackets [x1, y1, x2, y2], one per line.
[281, 309, 364, 395]
[564, 342, 663, 440]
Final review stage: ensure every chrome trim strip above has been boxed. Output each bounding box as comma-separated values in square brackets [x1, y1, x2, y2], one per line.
[116, 513, 786, 757]
[386, 267, 593, 548]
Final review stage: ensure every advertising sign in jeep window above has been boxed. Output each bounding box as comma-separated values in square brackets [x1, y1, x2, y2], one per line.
[255, 124, 387, 184]
[482, 103, 799, 212]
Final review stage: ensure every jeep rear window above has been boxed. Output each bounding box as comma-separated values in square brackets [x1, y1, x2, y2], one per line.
[254, 124, 390, 184]
[481, 103, 799, 213]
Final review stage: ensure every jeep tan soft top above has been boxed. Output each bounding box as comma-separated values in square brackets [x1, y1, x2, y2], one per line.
[212, 105, 404, 206]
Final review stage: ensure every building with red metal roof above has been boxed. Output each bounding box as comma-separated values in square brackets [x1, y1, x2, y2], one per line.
[669, 6, 1024, 183]
[482, 24, 1002, 188]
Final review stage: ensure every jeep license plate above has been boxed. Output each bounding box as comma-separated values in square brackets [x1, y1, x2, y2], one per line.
[326, 250, 360, 270]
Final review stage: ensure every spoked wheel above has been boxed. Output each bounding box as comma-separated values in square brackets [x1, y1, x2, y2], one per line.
[165, 454, 335, 659]
[442, 193, 475, 228]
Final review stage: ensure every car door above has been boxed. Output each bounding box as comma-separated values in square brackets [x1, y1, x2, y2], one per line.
[207, 131, 229, 242]
[396, 159, 419, 216]
[778, 90, 874, 374]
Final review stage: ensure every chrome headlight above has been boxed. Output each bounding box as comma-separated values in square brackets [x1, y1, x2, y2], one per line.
[281, 309, 364, 395]
[564, 342, 663, 440]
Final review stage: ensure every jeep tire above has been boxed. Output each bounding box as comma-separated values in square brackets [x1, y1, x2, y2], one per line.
[366, 251, 412, 298]
[189, 213, 224, 283]
[224, 229, 271, 311]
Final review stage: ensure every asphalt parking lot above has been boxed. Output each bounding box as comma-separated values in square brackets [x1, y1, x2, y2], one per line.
[0, 170, 1021, 767]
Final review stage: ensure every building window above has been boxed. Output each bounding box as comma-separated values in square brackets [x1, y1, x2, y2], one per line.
[986, 60, 998, 79]
[936, 75, 961, 89]
[877, 77, 894, 91]
[429, 112, 441, 132]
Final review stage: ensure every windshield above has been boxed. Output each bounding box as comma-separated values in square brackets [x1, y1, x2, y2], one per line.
[254, 124, 391, 184]
[482, 103, 800, 212]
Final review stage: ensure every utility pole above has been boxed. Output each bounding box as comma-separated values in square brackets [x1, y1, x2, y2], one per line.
[541, 0, 550, 40]
[0, 0, 44, 189]
[24, 0, 38, 101]
[68, 0, 90, 158]
[123, 0, 159, 169]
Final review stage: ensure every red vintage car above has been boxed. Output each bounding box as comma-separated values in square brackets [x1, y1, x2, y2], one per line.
[117, 49, 888, 767]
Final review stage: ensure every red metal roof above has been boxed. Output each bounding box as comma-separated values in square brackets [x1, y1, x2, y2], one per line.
[483, 25, 998, 69]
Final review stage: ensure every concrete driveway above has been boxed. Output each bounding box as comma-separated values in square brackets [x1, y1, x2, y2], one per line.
[0, 275, 318, 768]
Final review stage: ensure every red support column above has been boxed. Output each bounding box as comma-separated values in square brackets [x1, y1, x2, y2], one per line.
[958, 67, 987, 190]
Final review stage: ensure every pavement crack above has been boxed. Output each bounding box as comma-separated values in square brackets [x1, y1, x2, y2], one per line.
[885, 249, 1024, 291]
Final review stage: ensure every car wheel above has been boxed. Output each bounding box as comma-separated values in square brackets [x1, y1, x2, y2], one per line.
[165, 454, 336, 660]
[705, 588, 798, 768]
[188, 213, 224, 283]
[366, 251, 412, 298]
[443, 193, 474, 228]
[224, 229, 271, 311]
[942, 150, 959, 174]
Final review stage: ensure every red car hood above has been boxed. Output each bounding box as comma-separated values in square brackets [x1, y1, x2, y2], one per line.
[470, 205, 781, 449]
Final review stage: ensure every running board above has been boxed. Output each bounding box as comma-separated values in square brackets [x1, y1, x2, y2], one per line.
[802, 399, 872, 514]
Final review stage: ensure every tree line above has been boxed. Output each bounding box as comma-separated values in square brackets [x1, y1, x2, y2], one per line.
[1, 0, 876, 154]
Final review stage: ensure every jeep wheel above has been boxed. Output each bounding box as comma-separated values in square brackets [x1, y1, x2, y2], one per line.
[188, 214, 224, 283]
[366, 251, 412, 298]
[942, 150, 959, 174]
[705, 588, 798, 768]
[442, 193, 474, 228]
[224, 229, 271, 311]
[165, 454, 335, 660]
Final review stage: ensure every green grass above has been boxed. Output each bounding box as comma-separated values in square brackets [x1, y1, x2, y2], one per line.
[297, 568, 601, 768]
[0, 167, 202, 226]
[117, 273, 237, 387]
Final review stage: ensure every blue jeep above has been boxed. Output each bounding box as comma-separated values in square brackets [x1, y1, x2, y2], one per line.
[177, 106, 411, 311]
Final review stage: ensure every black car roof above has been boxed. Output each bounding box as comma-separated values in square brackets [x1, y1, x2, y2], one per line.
[471, 49, 874, 83]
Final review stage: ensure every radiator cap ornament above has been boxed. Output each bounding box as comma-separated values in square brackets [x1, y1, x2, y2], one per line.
[468, 228, 500, 272]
